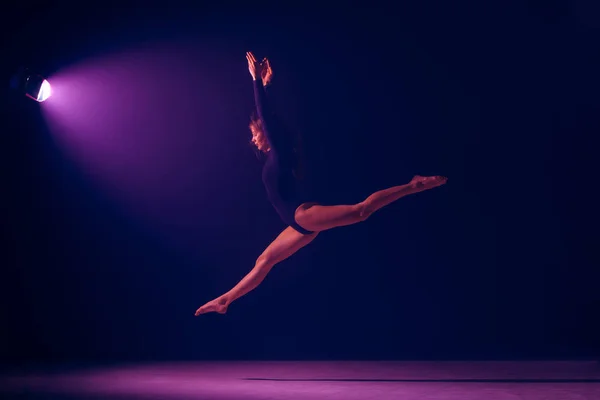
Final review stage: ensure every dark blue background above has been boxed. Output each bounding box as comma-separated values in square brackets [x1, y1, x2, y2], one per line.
[1, 1, 598, 363]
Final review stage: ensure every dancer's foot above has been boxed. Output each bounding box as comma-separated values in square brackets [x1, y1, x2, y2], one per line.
[411, 175, 447, 190]
[195, 296, 229, 316]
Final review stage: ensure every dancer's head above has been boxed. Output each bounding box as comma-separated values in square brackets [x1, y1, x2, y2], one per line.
[249, 115, 270, 153]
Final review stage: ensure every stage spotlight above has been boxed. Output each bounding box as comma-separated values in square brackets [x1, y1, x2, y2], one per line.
[9, 69, 52, 102]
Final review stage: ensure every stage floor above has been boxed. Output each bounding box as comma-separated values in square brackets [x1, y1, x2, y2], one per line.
[1, 361, 599, 399]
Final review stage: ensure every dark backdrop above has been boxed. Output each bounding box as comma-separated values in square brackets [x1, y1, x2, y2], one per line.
[1, 1, 598, 363]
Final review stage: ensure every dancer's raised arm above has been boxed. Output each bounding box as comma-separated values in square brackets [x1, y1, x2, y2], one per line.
[247, 52, 290, 153]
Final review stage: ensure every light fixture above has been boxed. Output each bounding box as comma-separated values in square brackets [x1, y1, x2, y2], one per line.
[10, 68, 52, 102]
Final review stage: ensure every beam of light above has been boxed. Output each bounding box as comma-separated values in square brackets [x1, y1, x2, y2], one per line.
[40, 45, 244, 250]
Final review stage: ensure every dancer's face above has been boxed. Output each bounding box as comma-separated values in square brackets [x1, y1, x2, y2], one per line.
[250, 119, 271, 153]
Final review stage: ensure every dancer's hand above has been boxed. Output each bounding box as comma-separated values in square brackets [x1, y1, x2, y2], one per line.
[246, 51, 262, 81]
[247, 52, 272, 85]
[261, 58, 273, 87]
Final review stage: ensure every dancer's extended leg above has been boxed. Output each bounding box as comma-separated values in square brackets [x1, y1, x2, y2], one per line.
[294, 175, 447, 232]
[195, 226, 318, 315]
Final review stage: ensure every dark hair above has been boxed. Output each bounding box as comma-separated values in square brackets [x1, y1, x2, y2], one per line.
[249, 114, 271, 153]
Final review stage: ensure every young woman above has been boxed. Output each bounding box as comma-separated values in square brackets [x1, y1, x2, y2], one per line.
[195, 52, 447, 315]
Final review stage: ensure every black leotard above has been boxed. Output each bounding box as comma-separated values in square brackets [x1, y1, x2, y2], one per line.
[253, 79, 314, 235]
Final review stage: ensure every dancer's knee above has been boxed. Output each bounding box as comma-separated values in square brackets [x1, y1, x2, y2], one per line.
[256, 253, 275, 270]
[355, 201, 372, 222]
